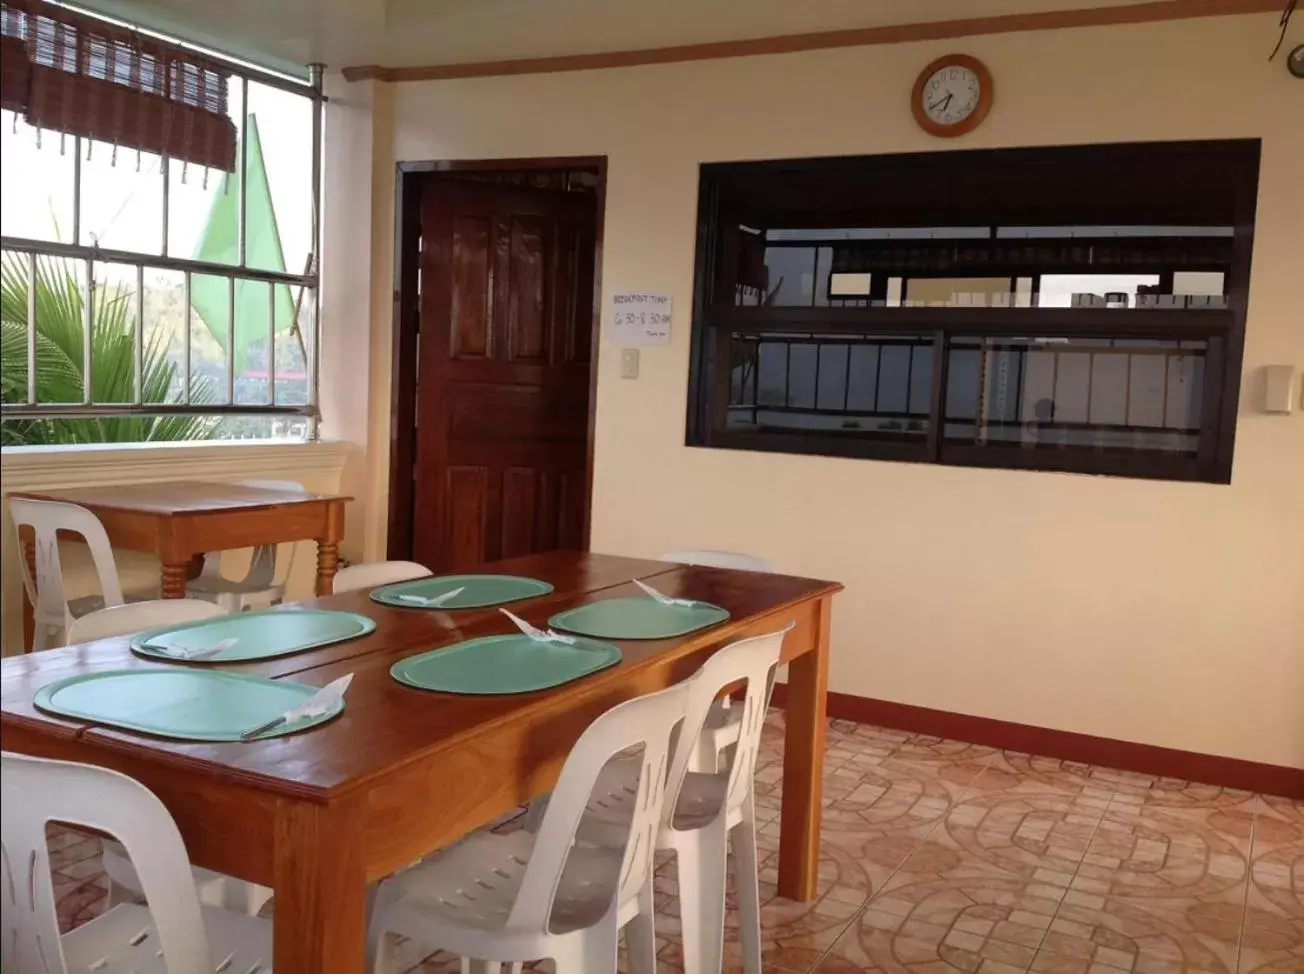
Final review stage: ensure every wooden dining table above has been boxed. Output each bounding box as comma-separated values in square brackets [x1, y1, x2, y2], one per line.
[10, 479, 351, 601]
[0, 550, 841, 973]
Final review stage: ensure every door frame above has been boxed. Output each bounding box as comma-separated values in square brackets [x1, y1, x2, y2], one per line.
[386, 156, 608, 560]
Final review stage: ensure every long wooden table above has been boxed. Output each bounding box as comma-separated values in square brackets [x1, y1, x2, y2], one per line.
[0, 551, 841, 972]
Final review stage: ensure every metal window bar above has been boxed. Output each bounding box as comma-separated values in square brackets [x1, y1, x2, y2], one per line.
[238, 76, 248, 267]
[82, 257, 93, 405]
[226, 275, 236, 404]
[1, 44, 324, 430]
[26, 252, 36, 404]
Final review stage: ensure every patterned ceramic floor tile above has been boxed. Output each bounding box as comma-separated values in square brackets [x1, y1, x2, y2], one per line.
[1236, 795, 1304, 974]
[45, 717, 1304, 974]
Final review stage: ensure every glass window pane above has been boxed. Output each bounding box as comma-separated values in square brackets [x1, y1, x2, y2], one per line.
[1037, 274, 1159, 308]
[169, 76, 242, 263]
[78, 140, 163, 254]
[944, 336, 1205, 456]
[89, 262, 141, 405]
[245, 80, 314, 275]
[141, 268, 189, 405]
[190, 273, 231, 404]
[762, 247, 816, 306]
[1, 112, 75, 243]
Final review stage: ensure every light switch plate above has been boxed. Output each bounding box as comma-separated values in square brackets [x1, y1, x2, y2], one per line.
[620, 348, 640, 379]
[1263, 365, 1295, 414]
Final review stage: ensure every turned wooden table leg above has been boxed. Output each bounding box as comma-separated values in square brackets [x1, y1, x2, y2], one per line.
[315, 541, 340, 597]
[160, 562, 189, 599]
[315, 499, 345, 597]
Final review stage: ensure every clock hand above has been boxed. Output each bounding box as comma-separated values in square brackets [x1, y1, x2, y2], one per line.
[929, 92, 954, 112]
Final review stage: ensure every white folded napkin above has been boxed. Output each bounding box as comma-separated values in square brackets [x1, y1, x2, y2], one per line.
[241, 673, 353, 739]
[152, 637, 239, 660]
[633, 578, 698, 608]
[498, 608, 577, 645]
[395, 587, 466, 607]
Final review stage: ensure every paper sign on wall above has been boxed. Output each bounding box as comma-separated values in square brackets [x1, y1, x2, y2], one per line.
[609, 292, 673, 346]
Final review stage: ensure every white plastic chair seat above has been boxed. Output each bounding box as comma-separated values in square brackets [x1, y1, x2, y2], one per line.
[60, 902, 272, 974]
[587, 758, 734, 834]
[383, 830, 629, 951]
[100, 840, 234, 905]
[66, 591, 155, 619]
[331, 560, 431, 594]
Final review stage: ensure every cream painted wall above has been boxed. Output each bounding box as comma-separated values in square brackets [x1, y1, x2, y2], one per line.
[346, 13, 1304, 767]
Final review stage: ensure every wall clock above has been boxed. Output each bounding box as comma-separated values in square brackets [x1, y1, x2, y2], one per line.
[911, 54, 993, 137]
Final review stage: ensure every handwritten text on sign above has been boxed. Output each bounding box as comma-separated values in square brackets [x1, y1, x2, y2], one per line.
[609, 292, 672, 346]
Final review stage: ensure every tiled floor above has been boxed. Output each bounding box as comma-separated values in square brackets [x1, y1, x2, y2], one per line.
[50, 712, 1303, 973]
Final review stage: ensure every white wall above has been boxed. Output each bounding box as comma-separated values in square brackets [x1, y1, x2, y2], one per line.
[342, 13, 1304, 768]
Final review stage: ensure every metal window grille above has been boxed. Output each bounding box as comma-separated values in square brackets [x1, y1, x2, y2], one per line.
[1, 6, 323, 438]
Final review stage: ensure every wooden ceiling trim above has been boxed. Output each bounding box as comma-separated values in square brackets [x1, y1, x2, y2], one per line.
[341, 0, 1278, 83]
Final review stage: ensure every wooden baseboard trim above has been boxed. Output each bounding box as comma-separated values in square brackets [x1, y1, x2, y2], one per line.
[341, 0, 1278, 83]
[770, 685, 1304, 800]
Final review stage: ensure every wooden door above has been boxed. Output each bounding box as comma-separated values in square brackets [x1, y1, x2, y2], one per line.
[412, 178, 597, 572]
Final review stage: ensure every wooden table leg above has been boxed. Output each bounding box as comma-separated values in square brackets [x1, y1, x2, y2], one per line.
[315, 540, 340, 597]
[315, 499, 346, 596]
[160, 561, 189, 599]
[777, 595, 831, 901]
[273, 798, 367, 973]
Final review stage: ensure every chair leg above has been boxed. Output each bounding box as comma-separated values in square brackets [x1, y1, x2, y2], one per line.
[623, 880, 658, 974]
[369, 929, 400, 974]
[674, 822, 729, 974]
[732, 795, 764, 974]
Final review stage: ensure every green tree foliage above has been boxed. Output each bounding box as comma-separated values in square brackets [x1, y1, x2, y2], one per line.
[0, 254, 218, 445]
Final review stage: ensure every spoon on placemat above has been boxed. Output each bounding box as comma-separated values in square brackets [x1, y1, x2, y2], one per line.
[395, 587, 466, 607]
[240, 674, 354, 740]
[633, 578, 699, 608]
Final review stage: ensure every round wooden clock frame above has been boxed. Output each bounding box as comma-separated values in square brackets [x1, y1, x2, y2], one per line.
[911, 53, 994, 138]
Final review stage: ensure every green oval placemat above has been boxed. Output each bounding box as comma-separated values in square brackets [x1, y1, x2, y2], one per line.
[391, 634, 621, 694]
[130, 609, 375, 663]
[371, 574, 553, 610]
[549, 597, 730, 640]
[33, 669, 343, 741]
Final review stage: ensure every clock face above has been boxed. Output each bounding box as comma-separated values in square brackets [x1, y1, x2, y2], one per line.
[921, 64, 982, 127]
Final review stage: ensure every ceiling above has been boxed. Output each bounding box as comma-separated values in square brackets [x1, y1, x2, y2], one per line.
[78, 0, 1170, 78]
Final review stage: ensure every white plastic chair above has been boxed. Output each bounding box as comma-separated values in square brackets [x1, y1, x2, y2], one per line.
[10, 497, 133, 651]
[61, 598, 276, 920]
[659, 550, 775, 772]
[574, 625, 790, 974]
[186, 478, 306, 612]
[332, 560, 431, 594]
[65, 598, 225, 644]
[367, 681, 690, 974]
[0, 751, 272, 974]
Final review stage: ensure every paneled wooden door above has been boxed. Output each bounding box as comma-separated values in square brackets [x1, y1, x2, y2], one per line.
[412, 178, 598, 572]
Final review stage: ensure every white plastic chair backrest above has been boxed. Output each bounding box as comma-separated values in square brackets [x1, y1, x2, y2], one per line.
[663, 624, 792, 822]
[0, 752, 212, 974]
[507, 681, 689, 934]
[66, 598, 225, 644]
[332, 560, 431, 594]
[9, 498, 124, 619]
[241, 479, 307, 587]
[659, 550, 773, 573]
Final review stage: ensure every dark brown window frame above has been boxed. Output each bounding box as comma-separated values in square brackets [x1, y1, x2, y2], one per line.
[685, 140, 1259, 484]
